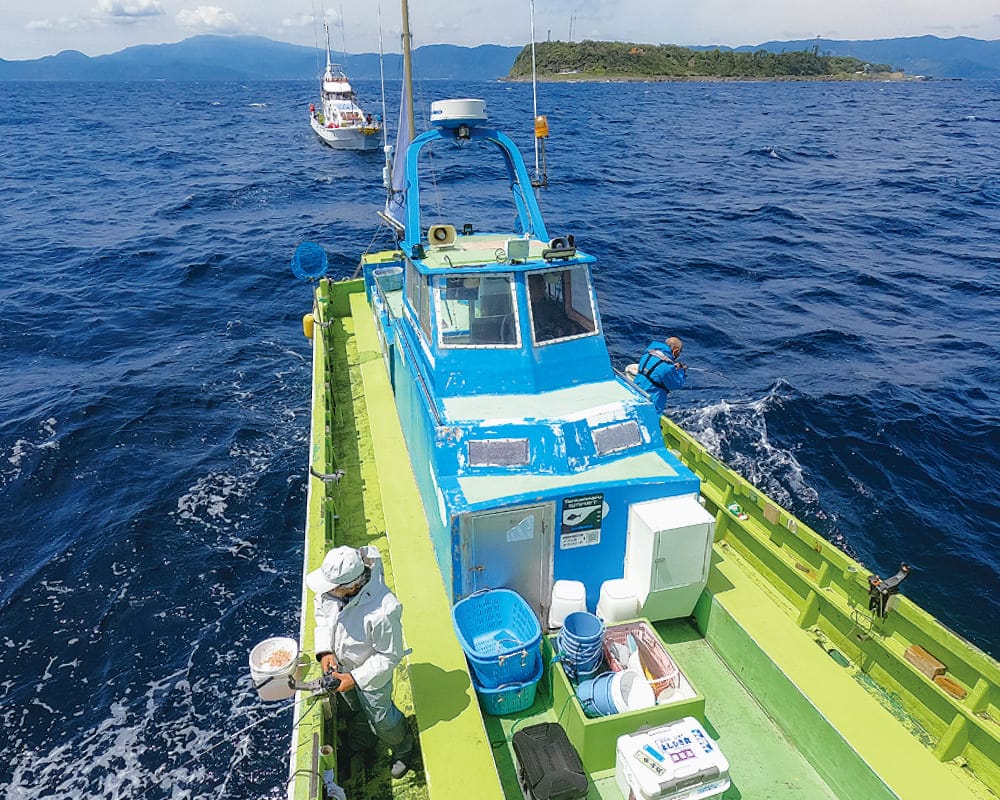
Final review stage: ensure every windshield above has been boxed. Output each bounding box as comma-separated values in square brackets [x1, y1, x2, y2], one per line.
[437, 274, 518, 347]
[527, 266, 597, 344]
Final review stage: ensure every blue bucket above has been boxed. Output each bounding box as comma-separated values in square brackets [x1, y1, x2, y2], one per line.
[576, 671, 617, 718]
[561, 612, 604, 644]
[556, 613, 605, 683]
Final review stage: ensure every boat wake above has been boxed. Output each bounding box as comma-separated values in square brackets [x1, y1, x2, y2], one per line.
[4, 655, 291, 799]
[675, 382, 850, 553]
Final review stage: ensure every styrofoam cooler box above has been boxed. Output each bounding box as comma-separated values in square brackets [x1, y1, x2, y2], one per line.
[615, 717, 730, 800]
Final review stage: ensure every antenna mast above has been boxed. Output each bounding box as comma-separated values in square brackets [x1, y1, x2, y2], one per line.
[378, 0, 389, 151]
[529, 0, 548, 189]
[401, 0, 415, 138]
[338, 1, 348, 64]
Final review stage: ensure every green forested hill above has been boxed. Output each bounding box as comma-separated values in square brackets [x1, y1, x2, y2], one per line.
[509, 40, 896, 80]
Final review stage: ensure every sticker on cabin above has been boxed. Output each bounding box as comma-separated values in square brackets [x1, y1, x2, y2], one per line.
[506, 515, 535, 542]
[560, 493, 603, 549]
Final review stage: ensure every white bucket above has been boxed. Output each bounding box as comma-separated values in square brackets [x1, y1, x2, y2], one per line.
[596, 579, 639, 624]
[611, 669, 655, 712]
[249, 636, 299, 701]
[548, 579, 588, 629]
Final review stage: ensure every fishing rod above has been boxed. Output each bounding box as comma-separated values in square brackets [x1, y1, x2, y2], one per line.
[685, 366, 734, 384]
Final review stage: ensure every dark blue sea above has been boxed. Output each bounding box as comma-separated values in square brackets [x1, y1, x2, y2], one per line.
[2, 77, 998, 798]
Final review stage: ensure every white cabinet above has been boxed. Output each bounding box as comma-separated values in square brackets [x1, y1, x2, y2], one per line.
[624, 494, 715, 621]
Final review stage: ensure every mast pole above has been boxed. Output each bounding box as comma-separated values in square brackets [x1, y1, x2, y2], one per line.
[338, 1, 348, 66]
[530, 0, 539, 180]
[378, 0, 389, 150]
[401, 0, 415, 138]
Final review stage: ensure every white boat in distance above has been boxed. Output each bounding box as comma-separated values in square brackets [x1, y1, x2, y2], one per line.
[309, 25, 381, 150]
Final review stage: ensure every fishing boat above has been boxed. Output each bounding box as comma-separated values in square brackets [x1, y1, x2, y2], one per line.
[309, 23, 381, 151]
[271, 5, 1000, 800]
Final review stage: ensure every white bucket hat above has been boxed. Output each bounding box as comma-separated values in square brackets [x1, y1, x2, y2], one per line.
[306, 546, 365, 594]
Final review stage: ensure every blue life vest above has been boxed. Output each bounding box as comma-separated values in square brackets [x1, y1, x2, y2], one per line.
[634, 341, 686, 413]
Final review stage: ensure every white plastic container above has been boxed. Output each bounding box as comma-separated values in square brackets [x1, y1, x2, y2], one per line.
[596, 578, 640, 623]
[249, 636, 300, 701]
[611, 669, 655, 712]
[548, 580, 588, 629]
[615, 717, 730, 800]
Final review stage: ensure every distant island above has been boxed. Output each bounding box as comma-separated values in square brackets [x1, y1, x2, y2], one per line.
[509, 41, 902, 81]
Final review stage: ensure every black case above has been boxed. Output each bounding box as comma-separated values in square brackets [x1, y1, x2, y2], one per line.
[511, 722, 588, 800]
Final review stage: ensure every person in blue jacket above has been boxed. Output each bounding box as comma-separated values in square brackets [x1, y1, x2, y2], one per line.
[629, 336, 687, 413]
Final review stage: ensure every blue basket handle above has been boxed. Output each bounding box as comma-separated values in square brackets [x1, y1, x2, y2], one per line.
[497, 648, 528, 666]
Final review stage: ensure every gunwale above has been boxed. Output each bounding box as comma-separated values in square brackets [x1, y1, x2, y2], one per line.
[290, 274, 999, 800]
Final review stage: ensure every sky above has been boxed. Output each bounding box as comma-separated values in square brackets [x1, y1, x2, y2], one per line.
[3, 1, 1000, 61]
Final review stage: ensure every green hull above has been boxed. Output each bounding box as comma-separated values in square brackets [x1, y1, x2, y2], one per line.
[290, 275, 999, 800]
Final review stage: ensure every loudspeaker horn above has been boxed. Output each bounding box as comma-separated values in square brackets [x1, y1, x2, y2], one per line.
[428, 224, 456, 247]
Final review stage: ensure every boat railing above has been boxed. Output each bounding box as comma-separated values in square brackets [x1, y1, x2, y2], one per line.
[659, 414, 1000, 785]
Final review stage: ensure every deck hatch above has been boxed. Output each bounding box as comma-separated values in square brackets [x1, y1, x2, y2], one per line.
[592, 421, 642, 455]
[468, 438, 530, 466]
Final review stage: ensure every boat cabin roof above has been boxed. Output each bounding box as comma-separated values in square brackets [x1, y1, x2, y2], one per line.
[417, 235, 557, 272]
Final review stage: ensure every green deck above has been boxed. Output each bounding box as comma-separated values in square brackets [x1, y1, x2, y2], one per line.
[485, 620, 842, 800]
[291, 275, 1000, 800]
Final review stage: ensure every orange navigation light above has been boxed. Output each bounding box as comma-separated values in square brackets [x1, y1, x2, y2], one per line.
[534, 115, 549, 139]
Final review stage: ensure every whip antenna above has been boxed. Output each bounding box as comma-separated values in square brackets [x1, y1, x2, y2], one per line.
[378, 0, 389, 152]
[529, 0, 548, 189]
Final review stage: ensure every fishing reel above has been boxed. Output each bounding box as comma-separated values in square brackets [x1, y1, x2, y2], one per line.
[290, 672, 342, 697]
[867, 563, 911, 618]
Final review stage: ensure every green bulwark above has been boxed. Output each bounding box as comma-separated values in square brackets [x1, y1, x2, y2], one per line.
[292, 275, 1000, 800]
[291, 277, 503, 800]
[663, 416, 999, 799]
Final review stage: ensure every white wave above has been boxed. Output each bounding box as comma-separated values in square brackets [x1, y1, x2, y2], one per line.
[2, 418, 59, 485]
[5, 655, 290, 799]
[677, 387, 821, 513]
[175, 472, 239, 528]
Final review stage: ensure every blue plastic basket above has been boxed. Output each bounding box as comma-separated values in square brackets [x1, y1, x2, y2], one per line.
[453, 589, 543, 688]
[475, 657, 544, 716]
[466, 642, 541, 689]
[452, 589, 542, 659]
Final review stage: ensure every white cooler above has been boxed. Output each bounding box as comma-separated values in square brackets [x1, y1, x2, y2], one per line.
[548, 580, 588, 629]
[596, 578, 640, 623]
[615, 717, 730, 800]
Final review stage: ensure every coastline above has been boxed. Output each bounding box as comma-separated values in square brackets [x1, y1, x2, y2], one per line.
[503, 71, 922, 83]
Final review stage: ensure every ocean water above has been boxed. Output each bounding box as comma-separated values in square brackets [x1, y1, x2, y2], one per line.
[1, 77, 998, 798]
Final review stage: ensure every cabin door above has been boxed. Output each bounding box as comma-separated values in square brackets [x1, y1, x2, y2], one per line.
[465, 504, 553, 624]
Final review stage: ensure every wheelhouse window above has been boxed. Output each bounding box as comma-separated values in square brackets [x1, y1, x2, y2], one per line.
[406, 262, 433, 342]
[437, 273, 518, 347]
[527, 266, 598, 344]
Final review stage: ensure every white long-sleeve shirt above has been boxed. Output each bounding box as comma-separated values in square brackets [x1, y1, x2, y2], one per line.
[312, 545, 404, 692]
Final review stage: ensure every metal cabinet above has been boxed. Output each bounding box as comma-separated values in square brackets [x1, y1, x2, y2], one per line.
[624, 494, 715, 621]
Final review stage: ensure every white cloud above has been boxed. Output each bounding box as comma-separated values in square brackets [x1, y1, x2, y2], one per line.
[176, 6, 241, 33]
[94, 0, 164, 22]
[281, 14, 315, 28]
[26, 16, 85, 32]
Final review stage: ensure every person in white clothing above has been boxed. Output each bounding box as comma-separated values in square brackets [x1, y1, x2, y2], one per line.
[307, 544, 414, 779]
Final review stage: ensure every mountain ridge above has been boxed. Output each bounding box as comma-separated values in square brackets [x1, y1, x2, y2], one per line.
[0, 36, 521, 81]
[3, 34, 1000, 81]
